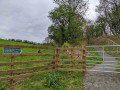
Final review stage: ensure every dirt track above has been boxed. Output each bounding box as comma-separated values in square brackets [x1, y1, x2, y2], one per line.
[84, 47, 120, 90]
[84, 72, 120, 90]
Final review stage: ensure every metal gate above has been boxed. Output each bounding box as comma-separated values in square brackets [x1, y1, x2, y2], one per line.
[86, 45, 120, 73]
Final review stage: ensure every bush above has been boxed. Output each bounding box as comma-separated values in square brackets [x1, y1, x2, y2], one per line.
[16, 39, 22, 42]
[62, 42, 70, 48]
[0, 81, 8, 90]
[43, 71, 66, 90]
[43, 72, 60, 87]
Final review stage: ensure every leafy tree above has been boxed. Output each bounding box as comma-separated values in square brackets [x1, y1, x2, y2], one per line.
[85, 22, 104, 44]
[48, 0, 88, 46]
[96, 0, 120, 35]
[85, 25, 94, 44]
[110, 6, 120, 34]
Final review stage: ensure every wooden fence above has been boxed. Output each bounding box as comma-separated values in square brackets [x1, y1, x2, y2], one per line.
[0, 44, 86, 86]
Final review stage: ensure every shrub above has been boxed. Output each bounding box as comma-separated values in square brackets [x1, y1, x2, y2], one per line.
[62, 42, 70, 48]
[0, 81, 8, 90]
[43, 71, 66, 90]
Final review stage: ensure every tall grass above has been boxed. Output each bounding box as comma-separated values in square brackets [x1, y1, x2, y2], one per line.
[19, 71, 83, 90]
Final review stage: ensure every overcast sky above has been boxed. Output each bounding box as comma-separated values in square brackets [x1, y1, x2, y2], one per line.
[0, 0, 99, 43]
[86, 0, 99, 21]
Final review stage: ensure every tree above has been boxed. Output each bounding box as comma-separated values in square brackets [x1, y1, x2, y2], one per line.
[96, 0, 120, 35]
[85, 25, 94, 44]
[48, 0, 88, 46]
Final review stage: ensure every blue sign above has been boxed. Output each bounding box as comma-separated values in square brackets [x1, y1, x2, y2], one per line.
[4, 48, 22, 54]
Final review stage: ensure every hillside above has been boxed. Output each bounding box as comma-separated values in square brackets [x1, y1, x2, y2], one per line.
[0, 39, 49, 46]
[0, 39, 54, 70]
[107, 35, 120, 45]
[89, 35, 120, 45]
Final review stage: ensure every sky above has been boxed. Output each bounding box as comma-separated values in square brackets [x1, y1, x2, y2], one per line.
[0, 0, 99, 43]
[86, 0, 99, 21]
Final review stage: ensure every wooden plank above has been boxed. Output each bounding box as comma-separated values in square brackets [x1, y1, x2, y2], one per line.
[70, 49, 73, 69]
[57, 49, 60, 66]
[0, 60, 85, 66]
[60, 54, 83, 56]
[0, 44, 56, 49]
[0, 69, 55, 80]
[0, 62, 11, 66]
[54, 49, 57, 69]
[57, 48, 82, 50]
[58, 59, 83, 62]
[0, 60, 55, 66]
[10, 56, 14, 76]
[82, 46, 86, 74]
[14, 60, 55, 65]
[58, 64, 84, 67]
[10, 56, 14, 86]
[57, 68, 85, 72]
[0, 54, 55, 57]
[0, 65, 54, 74]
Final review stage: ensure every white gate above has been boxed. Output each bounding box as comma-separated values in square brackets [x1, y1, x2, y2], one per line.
[86, 45, 120, 73]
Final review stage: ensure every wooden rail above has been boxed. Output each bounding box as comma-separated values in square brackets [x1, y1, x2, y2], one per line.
[0, 70, 54, 80]
[0, 54, 55, 57]
[0, 44, 86, 86]
[0, 60, 55, 66]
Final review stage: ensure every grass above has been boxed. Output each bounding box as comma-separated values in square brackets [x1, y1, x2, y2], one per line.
[0, 39, 84, 90]
[104, 47, 120, 72]
[0, 39, 54, 71]
[114, 55, 120, 72]
[16, 71, 84, 90]
[86, 47, 103, 66]
[109, 53, 120, 72]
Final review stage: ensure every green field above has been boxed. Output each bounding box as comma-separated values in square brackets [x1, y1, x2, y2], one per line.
[0, 39, 84, 90]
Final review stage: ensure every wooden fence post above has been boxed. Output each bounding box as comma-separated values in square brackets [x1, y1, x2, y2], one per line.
[82, 46, 86, 74]
[10, 56, 14, 88]
[57, 49, 59, 68]
[70, 49, 73, 69]
[54, 49, 58, 70]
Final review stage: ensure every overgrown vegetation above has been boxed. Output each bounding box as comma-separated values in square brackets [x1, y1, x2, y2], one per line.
[18, 71, 84, 90]
[85, 0, 120, 45]
[96, 0, 120, 36]
[0, 81, 8, 90]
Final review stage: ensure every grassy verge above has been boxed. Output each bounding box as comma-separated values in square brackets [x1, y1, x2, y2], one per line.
[14, 71, 84, 90]
[0, 70, 84, 90]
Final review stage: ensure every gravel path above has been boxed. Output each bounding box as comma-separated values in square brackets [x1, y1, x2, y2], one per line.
[84, 72, 120, 90]
[84, 47, 120, 90]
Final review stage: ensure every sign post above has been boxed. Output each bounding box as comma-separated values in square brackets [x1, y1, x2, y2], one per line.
[3, 48, 22, 88]
[4, 48, 22, 54]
